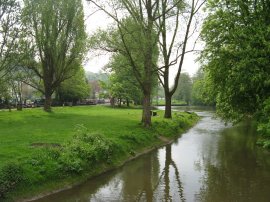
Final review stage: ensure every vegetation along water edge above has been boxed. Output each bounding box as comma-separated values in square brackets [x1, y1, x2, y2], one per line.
[0, 106, 199, 201]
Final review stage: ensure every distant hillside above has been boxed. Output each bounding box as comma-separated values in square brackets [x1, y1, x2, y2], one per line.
[85, 71, 109, 82]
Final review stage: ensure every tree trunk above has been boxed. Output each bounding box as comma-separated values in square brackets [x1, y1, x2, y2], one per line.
[17, 89, 23, 111]
[110, 97, 115, 107]
[119, 98, 122, 107]
[126, 98, 130, 107]
[44, 93, 52, 112]
[5, 98, 11, 112]
[164, 92, 172, 118]
[141, 91, 151, 127]
[17, 104, 22, 111]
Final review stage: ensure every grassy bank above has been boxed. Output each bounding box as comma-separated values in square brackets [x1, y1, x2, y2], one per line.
[0, 106, 199, 201]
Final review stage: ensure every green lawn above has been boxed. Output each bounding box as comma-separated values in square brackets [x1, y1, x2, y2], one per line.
[0, 105, 199, 200]
[0, 106, 151, 167]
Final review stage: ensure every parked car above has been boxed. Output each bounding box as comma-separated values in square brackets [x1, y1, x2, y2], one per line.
[97, 99, 105, 104]
[23, 100, 35, 108]
[34, 99, 45, 107]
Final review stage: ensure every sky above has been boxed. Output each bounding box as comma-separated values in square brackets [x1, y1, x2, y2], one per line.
[83, 2, 203, 79]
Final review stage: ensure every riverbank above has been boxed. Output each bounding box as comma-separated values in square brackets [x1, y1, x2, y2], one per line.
[0, 106, 199, 201]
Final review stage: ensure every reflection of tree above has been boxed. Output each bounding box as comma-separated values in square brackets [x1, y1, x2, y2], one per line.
[164, 145, 171, 201]
[128, 145, 186, 202]
[120, 151, 160, 201]
[161, 145, 185, 202]
[198, 123, 270, 202]
[120, 144, 186, 201]
[37, 145, 187, 202]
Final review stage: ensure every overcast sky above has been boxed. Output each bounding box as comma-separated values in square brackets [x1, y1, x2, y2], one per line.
[83, 2, 203, 80]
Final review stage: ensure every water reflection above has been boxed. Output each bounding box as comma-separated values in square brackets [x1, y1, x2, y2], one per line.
[199, 122, 270, 202]
[36, 144, 185, 202]
[162, 145, 185, 201]
[34, 110, 270, 202]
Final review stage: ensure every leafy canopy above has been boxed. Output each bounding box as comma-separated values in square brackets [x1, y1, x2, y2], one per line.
[201, 0, 270, 122]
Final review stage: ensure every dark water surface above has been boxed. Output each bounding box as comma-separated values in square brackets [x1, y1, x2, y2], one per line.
[34, 109, 270, 202]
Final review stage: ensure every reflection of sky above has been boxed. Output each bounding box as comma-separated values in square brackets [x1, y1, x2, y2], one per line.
[168, 114, 227, 201]
[149, 113, 227, 201]
[90, 174, 123, 202]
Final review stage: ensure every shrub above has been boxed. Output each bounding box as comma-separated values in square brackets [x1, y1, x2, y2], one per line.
[257, 98, 270, 149]
[152, 112, 198, 137]
[0, 163, 24, 199]
[57, 125, 119, 174]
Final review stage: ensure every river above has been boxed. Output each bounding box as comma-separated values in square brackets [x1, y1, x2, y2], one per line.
[34, 108, 270, 202]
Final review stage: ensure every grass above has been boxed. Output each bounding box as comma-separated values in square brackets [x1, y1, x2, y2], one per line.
[0, 106, 143, 167]
[0, 105, 199, 201]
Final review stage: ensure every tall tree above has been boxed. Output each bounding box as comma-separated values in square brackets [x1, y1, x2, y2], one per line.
[87, 1, 160, 127]
[201, 0, 270, 122]
[57, 67, 90, 104]
[173, 73, 192, 105]
[157, 0, 205, 118]
[0, 0, 21, 78]
[22, 0, 87, 111]
[108, 54, 143, 107]
[191, 68, 215, 106]
[0, 78, 11, 110]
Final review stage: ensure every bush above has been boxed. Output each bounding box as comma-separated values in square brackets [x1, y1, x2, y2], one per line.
[57, 125, 118, 174]
[0, 125, 122, 199]
[152, 112, 198, 137]
[0, 163, 24, 199]
[0, 113, 199, 199]
[257, 98, 270, 149]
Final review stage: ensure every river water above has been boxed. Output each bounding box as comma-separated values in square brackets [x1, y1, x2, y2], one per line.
[34, 109, 270, 202]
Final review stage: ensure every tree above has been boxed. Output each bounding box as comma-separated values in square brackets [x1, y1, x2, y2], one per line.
[173, 73, 192, 105]
[87, 1, 159, 127]
[8, 70, 24, 110]
[57, 67, 90, 104]
[108, 54, 143, 107]
[0, 78, 11, 110]
[201, 0, 270, 122]
[22, 0, 87, 112]
[157, 0, 205, 118]
[0, 0, 21, 78]
[191, 68, 215, 106]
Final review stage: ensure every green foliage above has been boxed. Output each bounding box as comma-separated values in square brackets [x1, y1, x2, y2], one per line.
[90, 17, 159, 93]
[0, 124, 121, 199]
[0, 163, 24, 199]
[21, 0, 87, 111]
[153, 112, 199, 137]
[25, 126, 119, 177]
[173, 73, 192, 105]
[57, 67, 90, 102]
[85, 72, 109, 83]
[90, 16, 159, 126]
[0, 79, 10, 103]
[0, 106, 198, 200]
[0, 0, 21, 76]
[59, 126, 117, 172]
[108, 54, 143, 105]
[201, 0, 270, 122]
[191, 68, 216, 106]
[256, 98, 270, 149]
